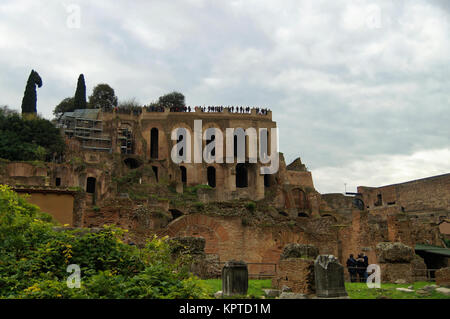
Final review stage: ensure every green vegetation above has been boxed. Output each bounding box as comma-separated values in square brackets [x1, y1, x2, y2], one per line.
[444, 238, 450, 248]
[246, 201, 256, 212]
[345, 282, 450, 299]
[0, 107, 65, 161]
[199, 279, 450, 299]
[88, 83, 118, 109]
[200, 279, 272, 298]
[73, 74, 87, 110]
[0, 185, 207, 299]
[21, 70, 42, 114]
[152, 91, 185, 109]
[53, 74, 87, 119]
[53, 97, 75, 119]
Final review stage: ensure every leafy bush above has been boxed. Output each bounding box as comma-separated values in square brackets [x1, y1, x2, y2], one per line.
[0, 109, 65, 161]
[0, 185, 207, 299]
[246, 201, 256, 212]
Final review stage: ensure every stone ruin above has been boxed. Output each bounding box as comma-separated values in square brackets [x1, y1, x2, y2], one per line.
[222, 260, 248, 297]
[314, 255, 348, 298]
[376, 242, 415, 283]
[272, 244, 318, 295]
[435, 267, 450, 287]
[169, 236, 220, 278]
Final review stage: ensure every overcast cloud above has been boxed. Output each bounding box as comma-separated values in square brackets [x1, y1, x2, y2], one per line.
[0, 0, 449, 193]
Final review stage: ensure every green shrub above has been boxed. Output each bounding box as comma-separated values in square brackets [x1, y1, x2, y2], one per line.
[0, 185, 207, 299]
[193, 201, 205, 211]
[246, 201, 256, 212]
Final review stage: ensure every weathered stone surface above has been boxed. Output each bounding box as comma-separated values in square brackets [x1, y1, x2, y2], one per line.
[422, 285, 437, 291]
[280, 243, 319, 260]
[396, 288, 414, 293]
[380, 263, 413, 283]
[281, 285, 292, 293]
[376, 242, 414, 263]
[169, 236, 210, 278]
[262, 289, 280, 298]
[272, 258, 315, 294]
[435, 267, 450, 287]
[279, 292, 307, 299]
[411, 255, 427, 282]
[203, 254, 221, 279]
[436, 287, 450, 296]
[314, 255, 348, 298]
[416, 289, 429, 296]
[222, 260, 248, 297]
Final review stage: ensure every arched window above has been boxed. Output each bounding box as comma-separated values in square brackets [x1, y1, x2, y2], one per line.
[150, 128, 158, 159]
[180, 166, 187, 184]
[207, 166, 216, 188]
[236, 163, 248, 188]
[152, 166, 158, 182]
[292, 188, 307, 210]
[86, 177, 96, 194]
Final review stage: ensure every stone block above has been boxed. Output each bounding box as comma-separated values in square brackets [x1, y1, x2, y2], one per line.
[272, 258, 314, 294]
[280, 243, 319, 260]
[435, 267, 450, 287]
[222, 260, 248, 297]
[314, 255, 348, 298]
[376, 242, 414, 263]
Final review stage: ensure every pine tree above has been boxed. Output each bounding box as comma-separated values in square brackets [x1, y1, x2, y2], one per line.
[73, 74, 87, 110]
[21, 70, 43, 114]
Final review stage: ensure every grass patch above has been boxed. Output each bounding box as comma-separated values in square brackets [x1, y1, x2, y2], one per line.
[345, 282, 450, 299]
[199, 279, 272, 298]
[199, 280, 450, 299]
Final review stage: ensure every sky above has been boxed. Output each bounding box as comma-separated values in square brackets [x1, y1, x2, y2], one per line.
[0, 0, 449, 193]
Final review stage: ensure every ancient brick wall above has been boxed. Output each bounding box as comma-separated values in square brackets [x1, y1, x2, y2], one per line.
[272, 258, 314, 294]
[435, 267, 450, 287]
[358, 173, 450, 215]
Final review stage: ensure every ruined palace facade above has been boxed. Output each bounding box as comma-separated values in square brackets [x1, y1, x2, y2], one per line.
[1, 106, 449, 279]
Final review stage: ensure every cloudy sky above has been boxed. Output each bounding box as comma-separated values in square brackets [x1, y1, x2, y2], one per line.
[0, 0, 449, 193]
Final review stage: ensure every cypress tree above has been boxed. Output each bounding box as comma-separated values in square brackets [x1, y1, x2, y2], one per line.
[73, 74, 87, 110]
[21, 70, 43, 114]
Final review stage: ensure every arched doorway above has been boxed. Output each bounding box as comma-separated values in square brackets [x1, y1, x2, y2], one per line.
[236, 163, 248, 188]
[150, 128, 158, 159]
[86, 177, 96, 194]
[180, 166, 187, 184]
[207, 166, 216, 188]
[264, 174, 271, 187]
[292, 188, 307, 210]
[152, 166, 158, 182]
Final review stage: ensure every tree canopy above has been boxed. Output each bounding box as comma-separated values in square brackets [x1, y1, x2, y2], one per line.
[0, 108, 65, 161]
[53, 97, 75, 119]
[73, 74, 87, 110]
[88, 83, 118, 110]
[157, 91, 185, 108]
[21, 70, 43, 114]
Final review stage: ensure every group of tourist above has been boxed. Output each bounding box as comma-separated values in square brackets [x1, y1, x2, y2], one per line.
[107, 105, 271, 114]
[346, 253, 369, 282]
[194, 106, 270, 114]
